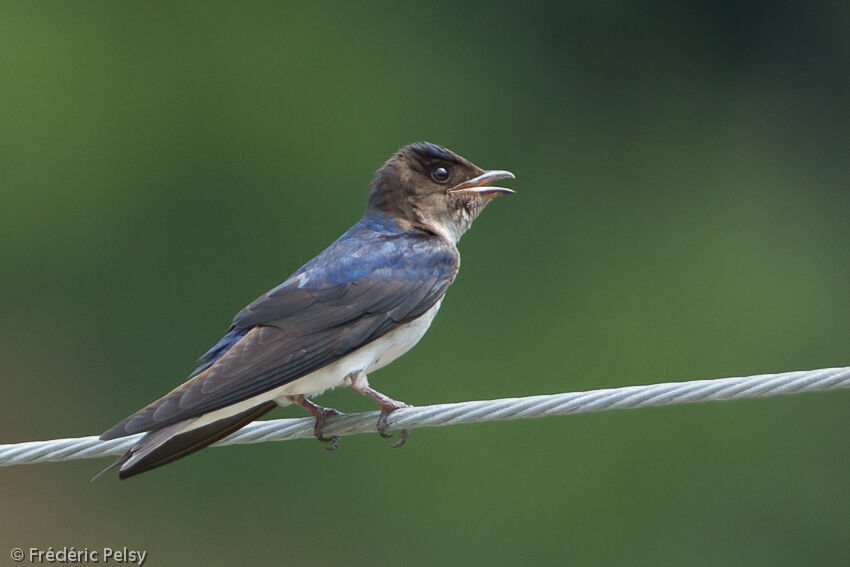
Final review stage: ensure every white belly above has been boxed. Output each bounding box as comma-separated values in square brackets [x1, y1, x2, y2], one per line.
[185, 300, 442, 432]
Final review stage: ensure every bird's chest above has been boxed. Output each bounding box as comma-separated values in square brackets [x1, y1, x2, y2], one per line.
[275, 299, 443, 399]
[365, 299, 443, 373]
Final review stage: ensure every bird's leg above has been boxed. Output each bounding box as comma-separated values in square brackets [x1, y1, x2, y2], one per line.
[344, 370, 411, 448]
[286, 394, 341, 451]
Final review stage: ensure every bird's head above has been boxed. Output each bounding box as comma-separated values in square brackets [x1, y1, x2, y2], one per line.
[366, 142, 515, 243]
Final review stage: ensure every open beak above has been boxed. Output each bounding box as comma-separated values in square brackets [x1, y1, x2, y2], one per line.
[448, 170, 516, 196]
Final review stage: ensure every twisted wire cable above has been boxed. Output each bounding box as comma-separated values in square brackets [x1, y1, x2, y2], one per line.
[2, 366, 848, 468]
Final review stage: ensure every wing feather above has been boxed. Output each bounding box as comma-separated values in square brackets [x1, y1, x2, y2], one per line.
[101, 226, 458, 440]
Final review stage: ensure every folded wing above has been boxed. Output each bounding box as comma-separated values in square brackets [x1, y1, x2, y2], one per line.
[101, 227, 458, 440]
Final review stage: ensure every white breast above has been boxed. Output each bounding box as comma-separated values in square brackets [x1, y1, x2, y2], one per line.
[184, 300, 443, 432]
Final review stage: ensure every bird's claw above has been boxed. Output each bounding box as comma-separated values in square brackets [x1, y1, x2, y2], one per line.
[313, 407, 341, 451]
[344, 370, 412, 448]
[287, 395, 343, 451]
[376, 403, 410, 447]
[377, 412, 393, 439]
[391, 429, 410, 448]
[320, 435, 340, 451]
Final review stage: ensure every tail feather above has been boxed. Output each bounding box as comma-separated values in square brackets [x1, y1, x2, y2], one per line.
[93, 402, 277, 480]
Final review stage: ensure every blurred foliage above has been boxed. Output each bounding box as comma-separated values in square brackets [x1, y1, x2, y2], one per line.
[1, 2, 849, 565]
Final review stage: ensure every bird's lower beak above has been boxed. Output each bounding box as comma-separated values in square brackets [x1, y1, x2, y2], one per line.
[448, 170, 516, 196]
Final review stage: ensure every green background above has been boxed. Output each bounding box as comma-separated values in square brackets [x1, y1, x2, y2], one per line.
[2, 2, 849, 565]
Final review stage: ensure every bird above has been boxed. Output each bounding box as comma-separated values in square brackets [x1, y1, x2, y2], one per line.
[96, 142, 515, 479]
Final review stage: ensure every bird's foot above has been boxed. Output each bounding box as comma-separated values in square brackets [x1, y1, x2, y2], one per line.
[344, 371, 411, 448]
[376, 400, 411, 447]
[287, 395, 342, 451]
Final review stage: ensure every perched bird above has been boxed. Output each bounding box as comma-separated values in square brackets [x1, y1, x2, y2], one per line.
[97, 142, 515, 479]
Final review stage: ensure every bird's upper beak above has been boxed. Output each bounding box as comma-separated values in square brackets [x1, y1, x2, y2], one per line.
[448, 170, 516, 197]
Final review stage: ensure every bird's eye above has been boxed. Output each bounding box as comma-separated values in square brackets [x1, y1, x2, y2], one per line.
[430, 166, 450, 183]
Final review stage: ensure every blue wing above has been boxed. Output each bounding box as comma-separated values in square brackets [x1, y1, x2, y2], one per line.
[102, 218, 458, 439]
